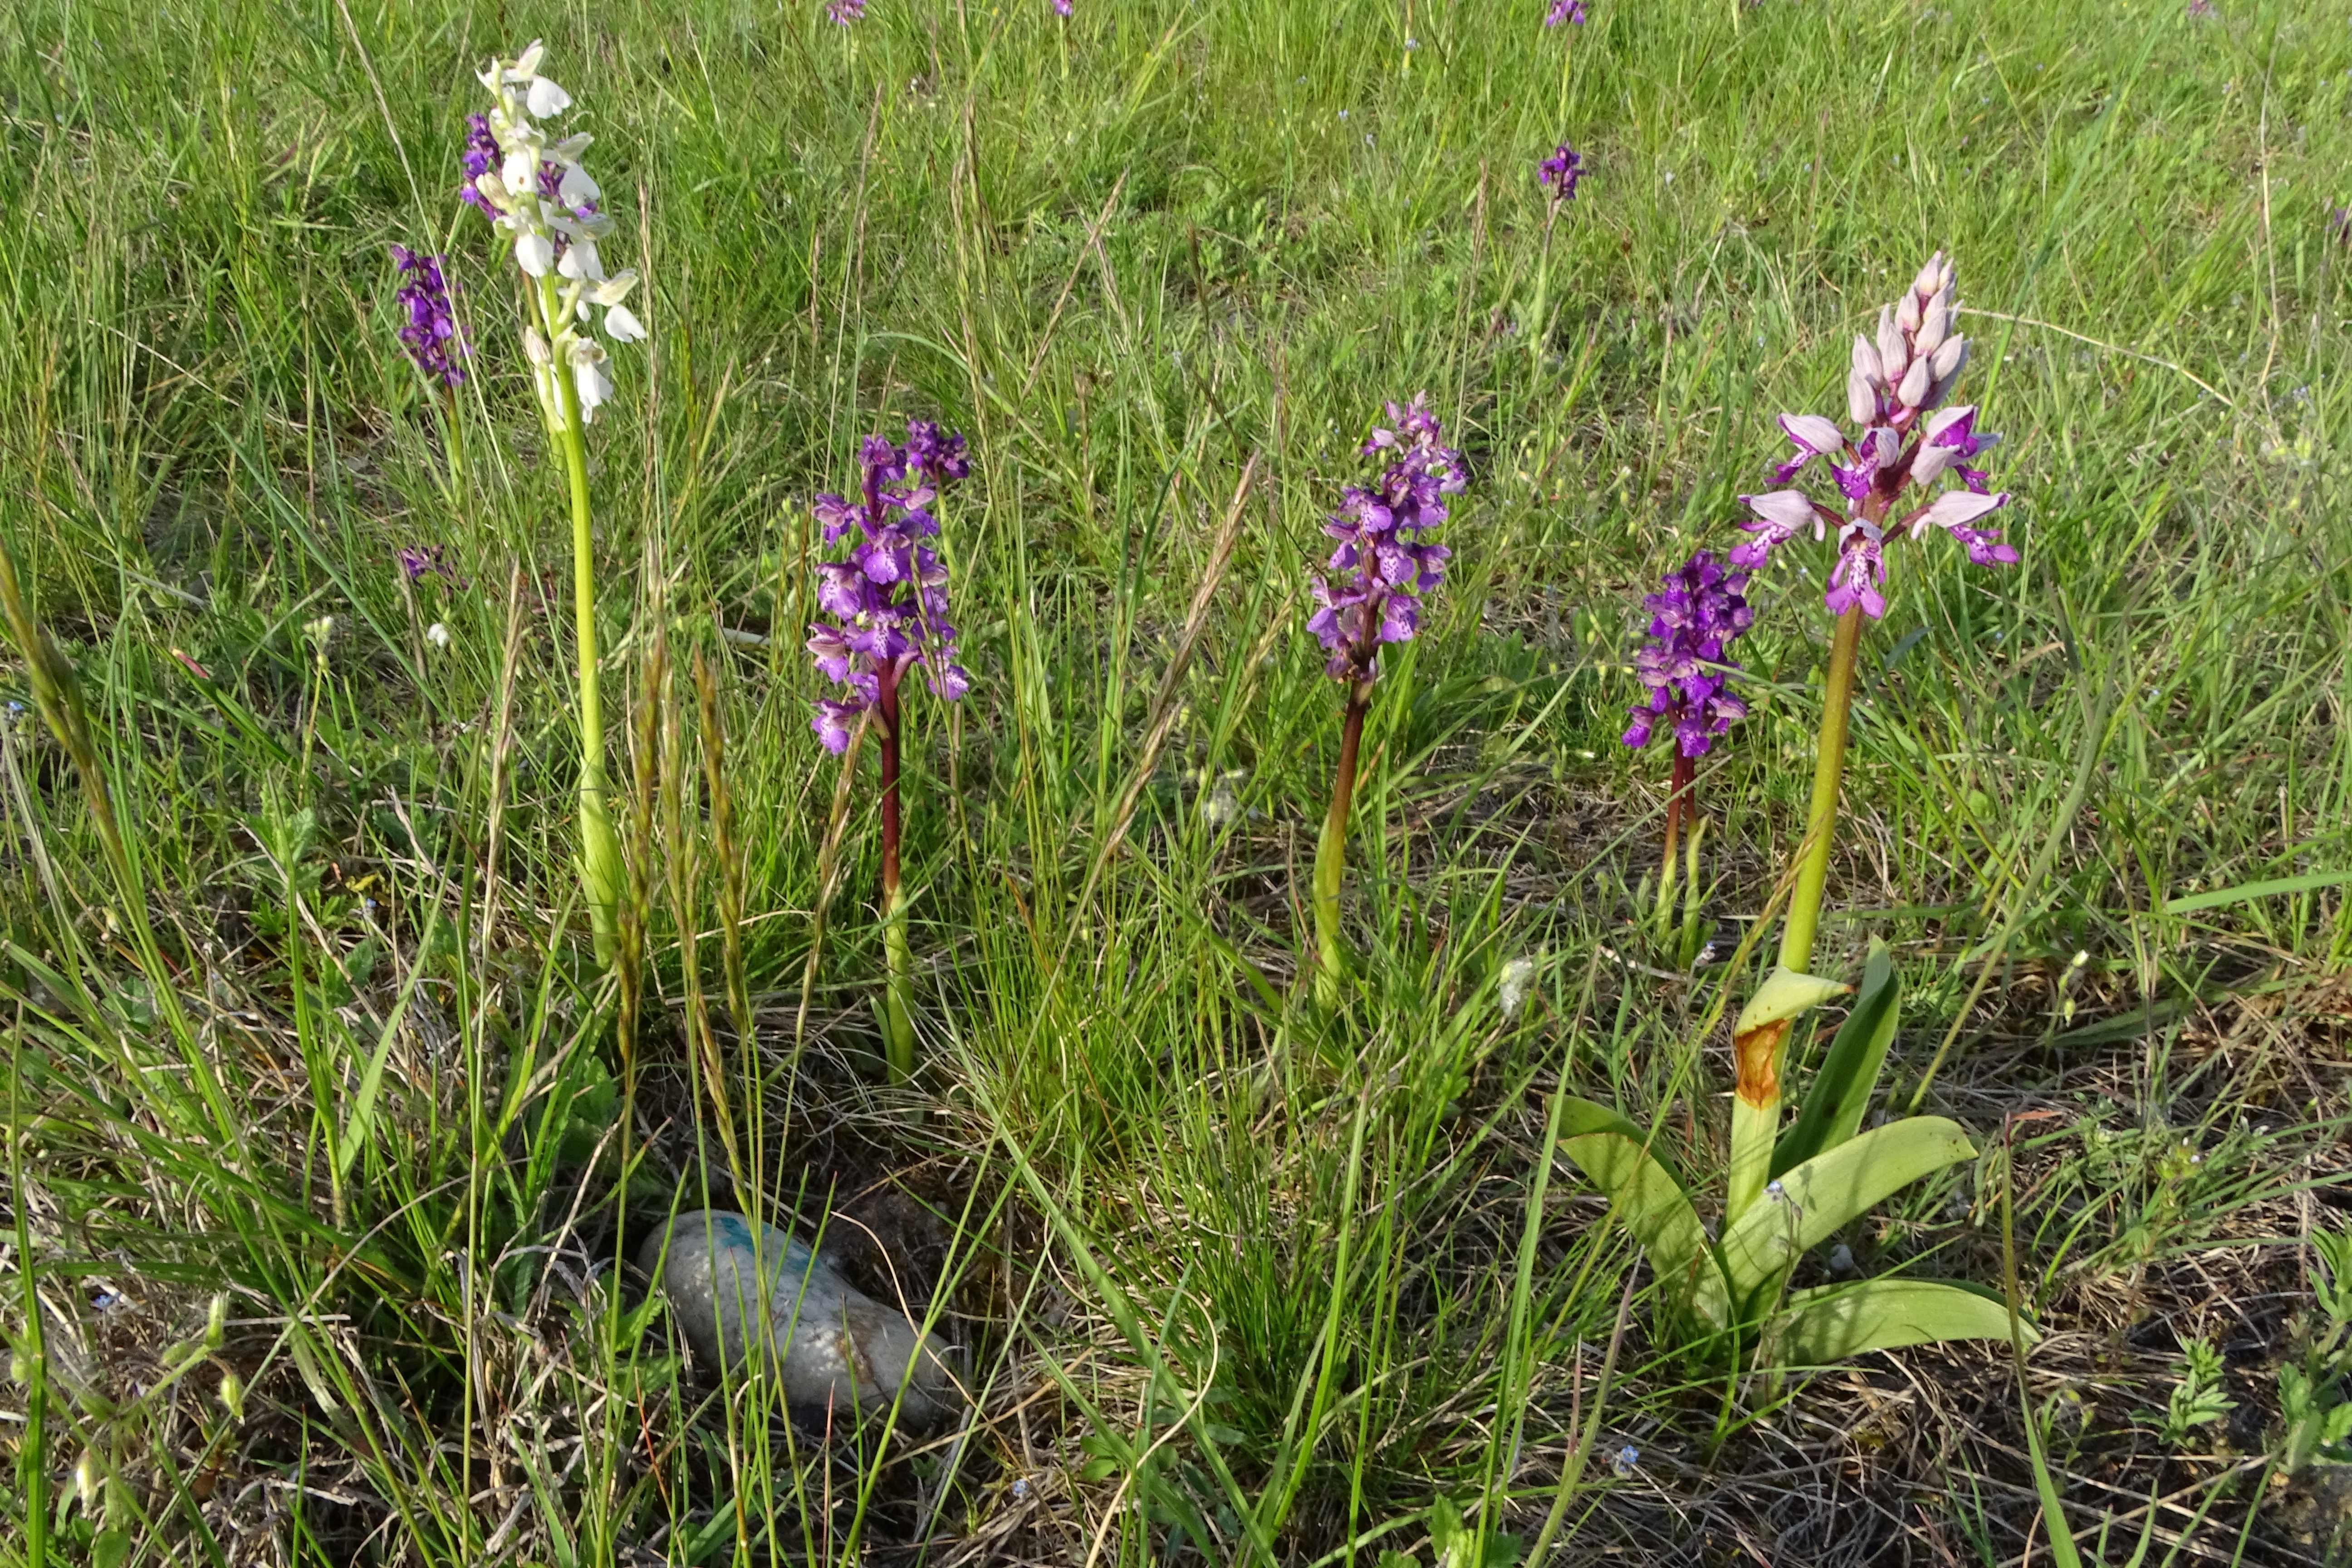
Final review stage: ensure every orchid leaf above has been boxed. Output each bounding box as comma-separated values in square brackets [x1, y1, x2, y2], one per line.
[1770, 1277, 2033, 1364]
[1557, 1099, 1728, 1328]
[1719, 1117, 1976, 1304]
[1773, 939, 1901, 1178]
[1731, 964, 1850, 1038]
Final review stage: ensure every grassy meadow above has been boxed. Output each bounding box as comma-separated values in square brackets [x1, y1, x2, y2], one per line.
[5, 0, 2352, 1561]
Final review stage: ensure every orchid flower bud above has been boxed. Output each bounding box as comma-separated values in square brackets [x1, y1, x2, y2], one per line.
[1896, 353, 1932, 411]
[1875, 308, 1907, 385]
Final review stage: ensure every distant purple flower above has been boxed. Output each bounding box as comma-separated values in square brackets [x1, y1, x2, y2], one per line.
[827, 0, 867, 22]
[1308, 396, 1465, 686]
[1736, 252, 2016, 617]
[2185, 0, 2215, 17]
[397, 543, 467, 588]
[1623, 551, 1752, 757]
[1538, 143, 1583, 207]
[458, 114, 499, 216]
[391, 246, 466, 388]
[2328, 206, 2352, 247]
[1054, 0, 1073, 14]
[806, 421, 973, 752]
[1546, 0, 1588, 24]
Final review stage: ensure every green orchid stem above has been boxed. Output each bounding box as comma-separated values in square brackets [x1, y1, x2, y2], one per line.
[1313, 682, 1371, 1009]
[1529, 211, 1558, 371]
[877, 671, 917, 1082]
[1653, 747, 1692, 933]
[1779, 604, 1866, 975]
[1727, 603, 1865, 1223]
[551, 342, 622, 970]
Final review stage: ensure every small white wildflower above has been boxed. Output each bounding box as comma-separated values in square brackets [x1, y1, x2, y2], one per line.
[302, 616, 335, 652]
[1200, 769, 1244, 827]
[425, 622, 451, 650]
[1499, 955, 1538, 1019]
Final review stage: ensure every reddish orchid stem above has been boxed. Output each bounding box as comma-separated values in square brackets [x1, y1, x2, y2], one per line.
[876, 665, 915, 1080]
[1661, 747, 1693, 886]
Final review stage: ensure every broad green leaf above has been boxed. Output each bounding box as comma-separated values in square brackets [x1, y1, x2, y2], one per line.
[1719, 1117, 1976, 1303]
[1731, 964, 1851, 1037]
[1773, 940, 1900, 1177]
[1772, 1277, 2034, 1364]
[1557, 1098, 1727, 1327]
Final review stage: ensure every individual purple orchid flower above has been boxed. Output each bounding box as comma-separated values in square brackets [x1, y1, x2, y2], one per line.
[827, 0, 867, 23]
[1546, 0, 1588, 24]
[1538, 143, 1584, 209]
[391, 246, 466, 388]
[1309, 396, 1466, 1005]
[1053, 0, 1073, 14]
[1735, 251, 2017, 619]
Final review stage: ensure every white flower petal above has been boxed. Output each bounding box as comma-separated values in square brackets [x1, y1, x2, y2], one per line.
[1875, 307, 1906, 384]
[526, 76, 572, 117]
[589, 269, 640, 306]
[557, 164, 600, 206]
[1897, 354, 1932, 409]
[1910, 442, 1957, 486]
[514, 39, 546, 78]
[514, 231, 554, 276]
[1912, 253, 1946, 298]
[1916, 489, 2007, 531]
[1922, 403, 1976, 441]
[1847, 367, 1877, 425]
[1850, 334, 1882, 387]
[557, 239, 602, 281]
[603, 304, 646, 343]
[501, 147, 539, 194]
[1930, 334, 1967, 382]
[1744, 489, 1821, 530]
[1779, 413, 1846, 456]
[549, 132, 595, 163]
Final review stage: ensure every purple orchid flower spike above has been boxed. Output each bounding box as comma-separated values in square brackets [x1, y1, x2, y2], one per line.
[1309, 396, 1467, 1006]
[1624, 549, 1751, 938]
[1537, 143, 1584, 209]
[1622, 550, 1753, 760]
[805, 420, 973, 754]
[827, 0, 867, 23]
[391, 247, 466, 388]
[1546, 0, 1588, 24]
[1309, 393, 1464, 687]
[1735, 251, 2016, 618]
[807, 419, 973, 1083]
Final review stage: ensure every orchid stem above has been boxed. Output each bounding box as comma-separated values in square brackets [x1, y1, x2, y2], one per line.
[877, 672, 916, 1082]
[1313, 684, 1371, 1009]
[1727, 603, 1865, 1223]
[1779, 605, 1865, 975]
[1653, 747, 1690, 933]
[547, 292, 622, 970]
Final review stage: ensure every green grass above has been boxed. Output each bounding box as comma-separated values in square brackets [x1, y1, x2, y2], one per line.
[4, 0, 2352, 1561]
